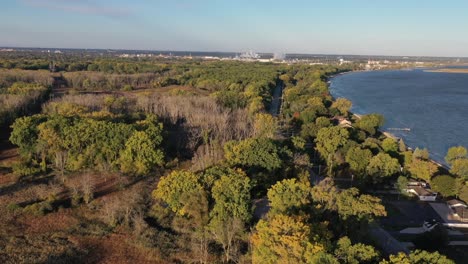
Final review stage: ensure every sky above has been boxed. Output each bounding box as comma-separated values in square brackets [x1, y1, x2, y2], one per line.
[1, 0, 468, 57]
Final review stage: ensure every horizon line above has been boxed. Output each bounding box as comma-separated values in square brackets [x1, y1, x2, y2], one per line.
[1, 45, 467, 59]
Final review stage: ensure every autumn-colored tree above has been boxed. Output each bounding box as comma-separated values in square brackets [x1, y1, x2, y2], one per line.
[253, 113, 277, 139]
[252, 214, 325, 264]
[407, 159, 438, 182]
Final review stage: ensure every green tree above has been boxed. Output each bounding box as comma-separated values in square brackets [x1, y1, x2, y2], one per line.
[380, 250, 454, 264]
[336, 188, 387, 220]
[136, 114, 164, 147]
[119, 131, 164, 175]
[431, 175, 456, 197]
[450, 158, 468, 179]
[315, 126, 349, 175]
[445, 146, 467, 166]
[366, 153, 400, 181]
[37, 115, 71, 176]
[412, 147, 430, 161]
[267, 178, 312, 215]
[316, 116, 331, 128]
[331, 98, 352, 116]
[10, 115, 45, 160]
[334, 236, 379, 264]
[382, 138, 398, 154]
[209, 169, 251, 262]
[398, 139, 407, 152]
[210, 168, 251, 222]
[345, 147, 372, 175]
[396, 176, 409, 194]
[356, 114, 384, 136]
[459, 184, 468, 202]
[153, 170, 203, 215]
[291, 136, 306, 151]
[224, 138, 282, 171]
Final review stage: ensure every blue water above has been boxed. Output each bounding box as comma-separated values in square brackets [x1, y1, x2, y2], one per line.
[330, 68, 468, 165]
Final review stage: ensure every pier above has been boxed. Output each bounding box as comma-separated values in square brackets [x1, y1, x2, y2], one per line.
[387, 128, 411, 131]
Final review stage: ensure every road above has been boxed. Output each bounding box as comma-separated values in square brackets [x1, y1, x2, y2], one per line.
[269, 81, 283, 116]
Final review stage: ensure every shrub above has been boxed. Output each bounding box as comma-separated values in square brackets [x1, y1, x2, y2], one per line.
[122, 84, 133, 91]
[12, 162, 41, 177]
[23, 201, 53, 216]
[7, 203, 21, 212]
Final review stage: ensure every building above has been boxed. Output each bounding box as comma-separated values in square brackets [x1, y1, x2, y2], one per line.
[406, 185, 437, 201]
[331, 116, 353, 128]
[236, 51, 260, 61]
[407, 180, 428, 188]
[447, 199, 468, 222]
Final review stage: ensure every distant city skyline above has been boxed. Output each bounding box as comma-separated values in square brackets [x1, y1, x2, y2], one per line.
[2, 0, 468, 57]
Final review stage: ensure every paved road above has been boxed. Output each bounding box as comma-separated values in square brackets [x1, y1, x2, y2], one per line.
[269, 81, 283, 116]
[369, 225, 410, 255]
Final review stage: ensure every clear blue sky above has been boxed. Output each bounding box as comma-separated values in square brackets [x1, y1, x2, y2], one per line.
[1, 0, 468, 56]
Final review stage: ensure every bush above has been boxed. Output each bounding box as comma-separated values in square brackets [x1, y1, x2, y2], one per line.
[23, 201, 53, 216]
[12, 162, 41, 177]
[7, 202, 21, 212]
[122, 84, 133, 91]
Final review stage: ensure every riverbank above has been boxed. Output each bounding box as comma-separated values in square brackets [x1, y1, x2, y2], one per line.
[425, 68, 468, 74]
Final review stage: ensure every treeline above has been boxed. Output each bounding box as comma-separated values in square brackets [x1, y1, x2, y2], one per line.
[0, 69, 54, 126]
[0, 69, 53, 87]
[0, 81, 50, 127]
[62, 61, 280, 114]
[11, 96, 164, 177]
[62, 71, 170, 90]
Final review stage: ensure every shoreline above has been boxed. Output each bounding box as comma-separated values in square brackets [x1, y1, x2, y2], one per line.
[424, 68, 468, 74]
[328, 73, 451, 172]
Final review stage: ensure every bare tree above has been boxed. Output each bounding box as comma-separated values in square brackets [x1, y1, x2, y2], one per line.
[80, 173, 96, 204]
